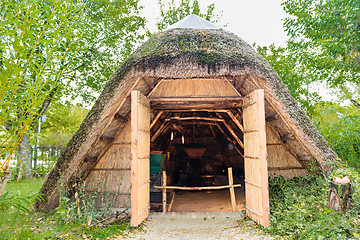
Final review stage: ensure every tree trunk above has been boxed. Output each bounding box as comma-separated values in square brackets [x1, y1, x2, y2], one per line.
[327, 181, 354, 212]
[17, 134, 32, 178]
[0, 170, 11, 195]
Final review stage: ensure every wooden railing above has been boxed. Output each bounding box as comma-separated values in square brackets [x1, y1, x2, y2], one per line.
[155, 167, 241, 212]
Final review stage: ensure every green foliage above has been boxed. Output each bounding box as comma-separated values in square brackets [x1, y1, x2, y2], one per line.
[69, 0, 146, 104]
[266, 174, 360, 239]
[0, 0, 86, 170]
[256, 44, 323, 117]
[40, 103, 89, 147]
[282, 0, 360, 106]
[156, 0, 221, 31]
[313, 103, 360, 170]
[0, 177, 130, 239]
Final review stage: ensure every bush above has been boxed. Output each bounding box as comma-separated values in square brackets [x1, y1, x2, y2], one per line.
[266, 174, 360, 239]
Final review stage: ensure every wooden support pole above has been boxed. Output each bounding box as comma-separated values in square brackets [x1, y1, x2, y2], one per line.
[215, 113, 244, 149]
[228, 167, 236, 212]
[150, 111, 163, 129]
[151, 122, 170, 143]
[226, 110, 244, 132]
[216, 124, 244, 158]
[168, 191, 175, 212]
[162, 171, 167, 213]
[221, 121, 244, 149]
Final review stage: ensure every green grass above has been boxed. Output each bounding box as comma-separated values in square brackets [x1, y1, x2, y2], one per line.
[0, 178, 131, 239]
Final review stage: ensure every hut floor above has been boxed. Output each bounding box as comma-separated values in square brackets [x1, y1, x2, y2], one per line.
[170, 188, 245, 212]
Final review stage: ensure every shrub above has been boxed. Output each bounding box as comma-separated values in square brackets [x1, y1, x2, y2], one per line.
[266, 174, 360, 239]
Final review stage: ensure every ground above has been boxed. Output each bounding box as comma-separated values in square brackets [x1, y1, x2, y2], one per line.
[123, 212, 272, 240]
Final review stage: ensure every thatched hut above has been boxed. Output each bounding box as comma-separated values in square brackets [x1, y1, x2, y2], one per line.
[36, 15, 340, 227]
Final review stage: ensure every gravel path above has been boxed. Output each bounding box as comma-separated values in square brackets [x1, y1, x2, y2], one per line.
[121, 212, 272, 240]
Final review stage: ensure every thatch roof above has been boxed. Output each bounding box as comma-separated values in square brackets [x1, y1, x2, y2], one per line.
[36, 24, 341, 210]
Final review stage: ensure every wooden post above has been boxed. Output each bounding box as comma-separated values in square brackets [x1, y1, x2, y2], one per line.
[162, 171, 167, 213]
[228, 167, 236, 212]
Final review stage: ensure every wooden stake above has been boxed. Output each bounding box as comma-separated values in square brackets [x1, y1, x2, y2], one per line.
[228, 167, 236, 212]
[162, 171, 167, 213]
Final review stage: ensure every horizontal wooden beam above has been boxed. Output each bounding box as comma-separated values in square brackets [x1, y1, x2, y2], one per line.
[92, 168, 130, 171]
[174, 122, 218, 126]
[165, 117, 224, 122]
[155, 184, 242, 191]
[150, 97, 243, 110]
[268, 166, 306, 171]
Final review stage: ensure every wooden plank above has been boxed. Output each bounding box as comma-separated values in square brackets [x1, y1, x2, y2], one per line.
[228, 167, 236, 212]
[243, 89, 270, 228]
[162, 171, 167, 213]
[131, 90, 150, 227]
[148, 78, 242, 98]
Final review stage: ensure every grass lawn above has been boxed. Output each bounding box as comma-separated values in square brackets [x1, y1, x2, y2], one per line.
[0, 177, 131, 239]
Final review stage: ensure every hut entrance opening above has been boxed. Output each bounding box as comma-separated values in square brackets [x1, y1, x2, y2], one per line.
[149, 108, 246, 213]
[147, 88, 269, 228]
[130, 79, 270, 227]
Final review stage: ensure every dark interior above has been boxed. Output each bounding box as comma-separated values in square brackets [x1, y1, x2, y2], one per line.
[149, 110, 245, 211]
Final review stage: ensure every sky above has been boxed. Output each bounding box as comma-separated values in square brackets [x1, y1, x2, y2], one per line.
[141, 0, 289, 47]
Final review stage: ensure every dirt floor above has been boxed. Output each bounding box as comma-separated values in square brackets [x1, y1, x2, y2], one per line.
[170, 188, 245, 212]
[123, 212, 272, 240]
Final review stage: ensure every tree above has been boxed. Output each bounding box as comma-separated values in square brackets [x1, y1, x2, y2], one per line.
[282, 0, 360, 107]
[256, 44, 323, 118]
[156, 0, 221, 31]
[0, 0, 88, 187]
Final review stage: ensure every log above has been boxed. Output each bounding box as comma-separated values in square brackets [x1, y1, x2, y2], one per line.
[114, 112, 127, 122]
[228, 167, 236, 212]
[327, 178, 354, 212]
[265, 114, 279, 122]
[150, 97, 243, 110]
[165, 117, 224, 122]
[99, 136, 114, 143]
[84, 156, 98, 162]
[155, 184, 242, 191]
[280, 133, 295, 142]
[162, 171, 167, 213]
